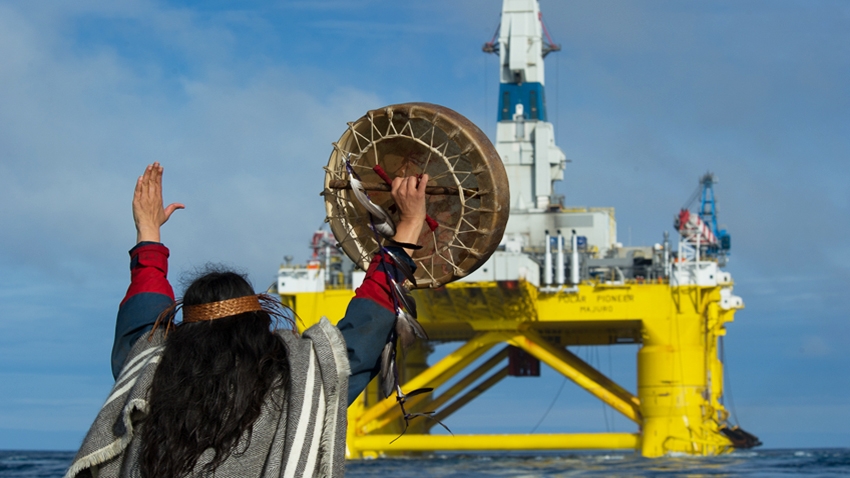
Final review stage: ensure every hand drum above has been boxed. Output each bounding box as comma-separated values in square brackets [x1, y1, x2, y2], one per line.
[322, 103, 510, 289]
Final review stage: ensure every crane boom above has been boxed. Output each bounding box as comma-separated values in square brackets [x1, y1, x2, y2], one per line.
[675, 173, 731, 259]
[676, 209, 718, 246]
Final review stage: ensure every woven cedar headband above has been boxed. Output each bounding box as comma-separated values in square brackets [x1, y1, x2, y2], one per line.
[150, 293, 286, 338]
[183, 295, 263, 323]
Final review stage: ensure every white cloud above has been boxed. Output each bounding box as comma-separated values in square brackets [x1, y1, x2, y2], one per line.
[798, 335, 832, 358]
[0, 0, 382, 287]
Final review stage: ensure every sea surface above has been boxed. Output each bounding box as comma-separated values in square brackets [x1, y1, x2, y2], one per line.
[1, 448, 848, 477]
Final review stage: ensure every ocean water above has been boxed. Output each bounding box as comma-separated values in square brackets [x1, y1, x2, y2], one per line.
[2, 448, 848, 477]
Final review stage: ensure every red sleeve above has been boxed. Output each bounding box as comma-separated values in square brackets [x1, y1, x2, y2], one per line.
[353, 255, 398, 312]
[120, 242, 175, 306]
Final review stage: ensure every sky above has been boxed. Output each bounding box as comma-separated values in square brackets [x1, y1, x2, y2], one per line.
[0, 0, 848, 451]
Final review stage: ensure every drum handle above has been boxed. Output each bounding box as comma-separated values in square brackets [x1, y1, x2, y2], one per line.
[326, 179, 477, 197]
[371, 166, 439, 232]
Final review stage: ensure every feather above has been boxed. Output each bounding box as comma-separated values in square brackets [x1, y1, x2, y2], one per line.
[431, 417, 453, 435]
[404, 388, 433, 399]
[382, 248, 417, 286]
[370, 221, 396, 239]
[395, 308, 428, 348]
[408, 314, 428, 340]
[380, 340, 397, 398]
[395, 310, 415, 348]
[349, 176, 386, 219]
[390, 279, 417, 318]
[380, 339, 393, 384]
[349, 176, 396, 237]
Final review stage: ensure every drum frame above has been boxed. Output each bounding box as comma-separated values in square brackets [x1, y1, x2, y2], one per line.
[322, 103, 509, 289]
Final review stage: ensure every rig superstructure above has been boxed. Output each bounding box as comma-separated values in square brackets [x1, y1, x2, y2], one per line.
[277, 0, 758, 458]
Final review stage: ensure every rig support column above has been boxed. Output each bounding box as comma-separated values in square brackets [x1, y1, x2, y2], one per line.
[637, 285, 733, 456]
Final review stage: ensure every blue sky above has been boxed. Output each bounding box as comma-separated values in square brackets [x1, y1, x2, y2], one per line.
[0, 0, 847, 451]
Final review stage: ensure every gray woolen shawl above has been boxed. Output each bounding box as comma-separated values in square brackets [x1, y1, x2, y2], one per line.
[65, 318, 350, 478]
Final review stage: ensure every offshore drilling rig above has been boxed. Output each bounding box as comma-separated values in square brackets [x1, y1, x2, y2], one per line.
[277, 0, 758, 458]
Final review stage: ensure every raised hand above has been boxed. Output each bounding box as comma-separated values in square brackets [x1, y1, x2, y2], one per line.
[133, 162, 184, 244]
[390, 174, 429, 254]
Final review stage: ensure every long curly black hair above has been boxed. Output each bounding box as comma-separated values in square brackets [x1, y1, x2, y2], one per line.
[139, 269, 290, 477]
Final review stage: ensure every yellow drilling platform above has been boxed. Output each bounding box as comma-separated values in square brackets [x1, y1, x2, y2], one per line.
[276, 0, 759, 459]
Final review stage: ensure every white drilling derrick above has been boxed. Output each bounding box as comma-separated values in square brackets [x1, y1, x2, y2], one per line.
[465, 0, 625, 288]
[487, 0, 567, 213]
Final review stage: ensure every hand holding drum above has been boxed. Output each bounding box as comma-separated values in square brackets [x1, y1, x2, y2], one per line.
[323, 103, 510, 289]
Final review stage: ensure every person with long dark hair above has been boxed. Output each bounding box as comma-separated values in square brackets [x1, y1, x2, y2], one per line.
[66, 163, 427, 477]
